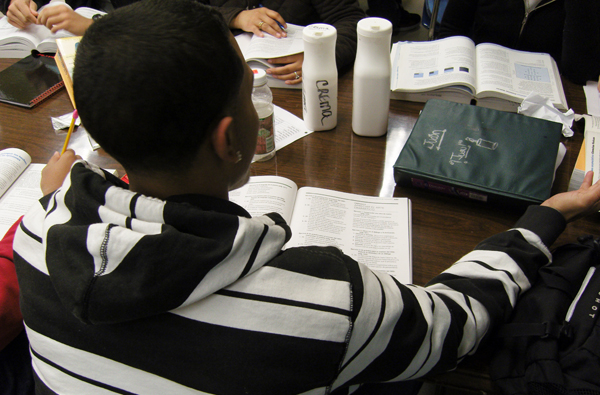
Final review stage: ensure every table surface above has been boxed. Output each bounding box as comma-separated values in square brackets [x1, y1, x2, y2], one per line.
[0, 58, 597, 394]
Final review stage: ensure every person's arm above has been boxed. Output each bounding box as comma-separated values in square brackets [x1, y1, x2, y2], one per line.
[4, 0, 42, 29]
[37, 4, 93, 34]
[196, 0, 260, 34]
[437, 0, 478, 39]
[312, 0, 365, 70]
[229, 6, 287, 38]
[332, 172, 600, 388]
[560, 0, 600, 84]
[0, 218, 23, 351]
[41, 150, 80, 196]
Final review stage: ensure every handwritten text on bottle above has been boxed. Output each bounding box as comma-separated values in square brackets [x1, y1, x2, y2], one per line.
[316, 80, 333, 125]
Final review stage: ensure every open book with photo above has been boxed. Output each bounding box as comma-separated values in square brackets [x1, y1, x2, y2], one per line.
[229, 175, 412, 282]
[390, 36, 568, 113]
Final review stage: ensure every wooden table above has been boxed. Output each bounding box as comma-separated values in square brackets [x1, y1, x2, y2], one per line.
[0, 58, 597, 394]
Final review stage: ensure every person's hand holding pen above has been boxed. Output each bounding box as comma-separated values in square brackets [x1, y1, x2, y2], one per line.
[230, 6, 287, 38]
[41, 149, 81, 196]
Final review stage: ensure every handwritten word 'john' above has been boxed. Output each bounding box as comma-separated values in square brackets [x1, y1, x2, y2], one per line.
[423, 129, 446, 151]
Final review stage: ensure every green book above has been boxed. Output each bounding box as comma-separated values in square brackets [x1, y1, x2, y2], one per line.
[393, 99, 563, 205]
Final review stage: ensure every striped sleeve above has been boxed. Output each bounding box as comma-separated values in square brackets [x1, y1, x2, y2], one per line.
[332, 205, 566, 389]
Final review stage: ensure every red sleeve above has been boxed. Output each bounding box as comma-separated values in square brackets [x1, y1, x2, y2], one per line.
[0, 217, 24, 350]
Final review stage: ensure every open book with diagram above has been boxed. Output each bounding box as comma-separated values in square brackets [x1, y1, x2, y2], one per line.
[390, 36, 568, 112]
[229, 175, 412, 282]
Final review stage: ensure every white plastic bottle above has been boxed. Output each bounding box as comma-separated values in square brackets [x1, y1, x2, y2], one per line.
[252, 69, 276, 162]
[302, 24, 337, 131]
[352, 17, 393, 137]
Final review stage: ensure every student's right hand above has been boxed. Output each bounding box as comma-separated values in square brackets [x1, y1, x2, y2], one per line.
[41, 150, 81, 196]
[6, 0, 38, 29]
[37, 4, 93, 34]
[230, 7, 287, 38]
[541, 171, 600, 222]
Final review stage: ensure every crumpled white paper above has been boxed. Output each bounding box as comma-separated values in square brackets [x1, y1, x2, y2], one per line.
[51, 111, 81, 134]
[517, 92, 575, 137]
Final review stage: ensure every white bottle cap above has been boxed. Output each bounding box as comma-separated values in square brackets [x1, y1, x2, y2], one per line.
[357, 17, 393, 37]
[303, 24, 337, 44]
[252, 69, 268, 87]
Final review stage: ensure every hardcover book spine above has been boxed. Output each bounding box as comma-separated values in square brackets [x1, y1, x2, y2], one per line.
[409, 177, 488, 202]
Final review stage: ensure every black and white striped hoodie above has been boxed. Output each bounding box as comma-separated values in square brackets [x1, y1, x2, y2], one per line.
[13, 160, 566, 394]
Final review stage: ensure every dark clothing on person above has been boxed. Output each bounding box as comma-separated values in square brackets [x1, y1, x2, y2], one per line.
[14, 161, 567, 393]
[438, 0, 600, 84]
[200, 0, 366, 70]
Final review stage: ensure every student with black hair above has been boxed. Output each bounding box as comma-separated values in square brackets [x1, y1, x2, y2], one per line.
[12, 0, 600, 393]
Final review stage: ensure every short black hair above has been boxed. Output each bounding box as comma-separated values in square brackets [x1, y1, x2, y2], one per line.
[73, 0, 245, 174]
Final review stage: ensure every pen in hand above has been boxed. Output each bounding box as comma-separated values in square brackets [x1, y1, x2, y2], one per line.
[61, 109, 78, 155]
[258, 4, 287, 32]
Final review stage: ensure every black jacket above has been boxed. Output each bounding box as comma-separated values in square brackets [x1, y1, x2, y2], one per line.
[439, 0, 600, 84]
[199, 0, 366, 71]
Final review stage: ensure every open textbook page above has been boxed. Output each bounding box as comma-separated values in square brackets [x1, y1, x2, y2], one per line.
[0, 148, 44, 238]
[391, 36, 476, 95]
[390, 35, 567, 111]
[474, 43, 567, 111]
[229, 176, 412, 282]
[568, 116, 600, 191]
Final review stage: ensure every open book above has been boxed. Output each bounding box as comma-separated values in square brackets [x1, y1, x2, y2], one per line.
[235, 23, 304, 90]
[0, 148, 44, 238]
[229, 176, 412, 282]
[0, 7, 99, 58]
[390, 36, 568, 113]
[569, 115, 600, 191]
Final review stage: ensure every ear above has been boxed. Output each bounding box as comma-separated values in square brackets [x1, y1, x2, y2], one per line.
[210, 116, 238, 163]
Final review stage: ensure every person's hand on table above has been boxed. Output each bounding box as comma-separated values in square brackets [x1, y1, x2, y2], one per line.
[266, 53, 304, 85]
[542, 171, 600, 222]
[6, 0, 38, 29]
[41, 149, 81, 196]
[230, 7, 287, 38]
[37, 4, 93, 34]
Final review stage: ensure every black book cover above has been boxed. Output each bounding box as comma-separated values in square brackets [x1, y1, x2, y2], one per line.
[0, 54, 64, 108]
[394, 99, 563, 205]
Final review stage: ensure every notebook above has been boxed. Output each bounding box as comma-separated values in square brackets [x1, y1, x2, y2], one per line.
[0, 54, 64, 108]
[394, 99, 563, 206]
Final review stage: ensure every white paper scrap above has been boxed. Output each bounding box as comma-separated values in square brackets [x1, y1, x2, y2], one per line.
[518, 92, 575, 137]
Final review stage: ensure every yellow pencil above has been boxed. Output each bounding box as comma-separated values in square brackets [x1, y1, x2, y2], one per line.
[61, 109, 78, 155]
